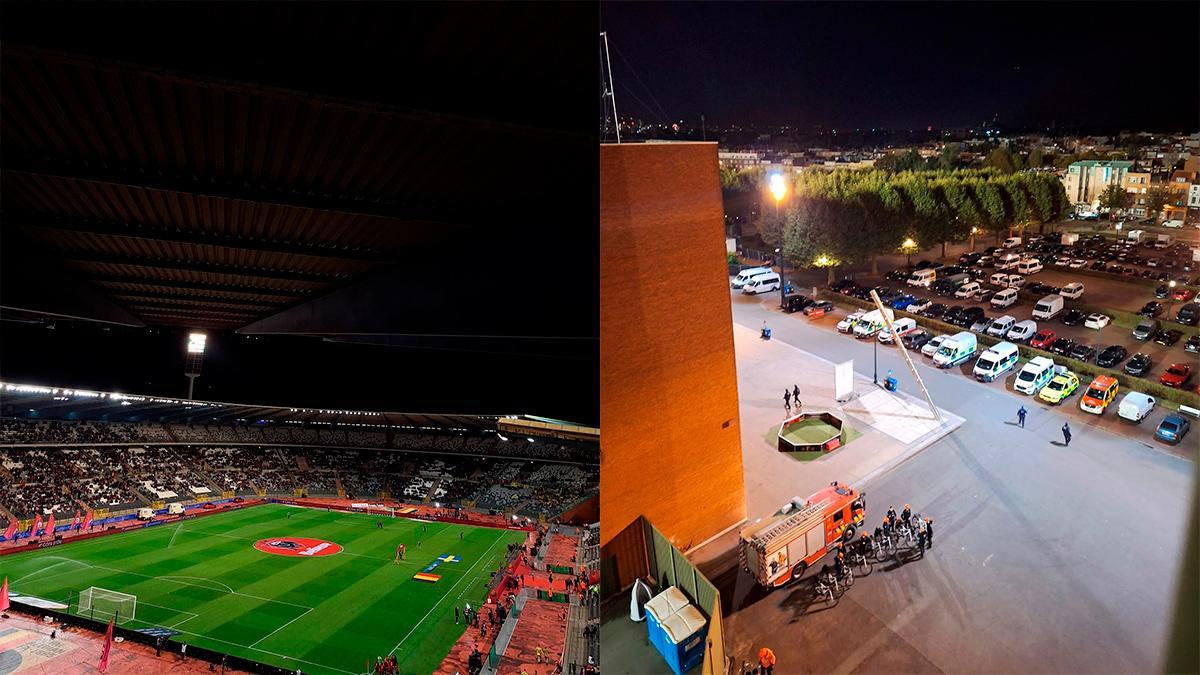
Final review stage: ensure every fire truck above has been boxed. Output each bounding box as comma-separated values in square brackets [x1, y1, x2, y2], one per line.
[738, 481, 866, 588]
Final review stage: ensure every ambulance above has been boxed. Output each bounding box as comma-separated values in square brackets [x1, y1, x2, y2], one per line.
[738, 481, 866, 588]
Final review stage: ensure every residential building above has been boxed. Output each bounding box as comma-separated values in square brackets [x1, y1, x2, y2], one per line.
[1062, 160, 1135, 206]
[1124, 169, 1153, 218]
[718, 151, 762, 170]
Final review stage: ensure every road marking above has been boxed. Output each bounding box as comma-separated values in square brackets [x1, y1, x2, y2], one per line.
[249, 606, 315, 648]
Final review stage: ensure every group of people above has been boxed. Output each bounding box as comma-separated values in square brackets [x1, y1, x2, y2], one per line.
[372, 655, 399, 674]
[782, 384, 802, 413]
[867, 504, 934, 555]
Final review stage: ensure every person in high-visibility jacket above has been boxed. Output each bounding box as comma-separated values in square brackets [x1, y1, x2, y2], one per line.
[758, 646, 777, 675]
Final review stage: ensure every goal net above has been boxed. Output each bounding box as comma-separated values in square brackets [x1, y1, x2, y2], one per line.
[78, 587, 137, 624]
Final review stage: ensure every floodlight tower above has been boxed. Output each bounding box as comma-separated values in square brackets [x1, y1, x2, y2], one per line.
[184, 333, 206, 400]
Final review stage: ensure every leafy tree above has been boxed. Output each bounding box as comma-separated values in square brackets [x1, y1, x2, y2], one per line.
[971, 179, 1009, 242]
[1098, 183, 1130, 213]
[875, 150, 923, 172]
[938, 143, 962, 171]
[1019, 173, 1055, 230]
[984, 147, 1017, 174]
[1146, 186, 1173, 219]
[933, 178, 979, 250]
[1000, 177, 1031, 237]
[897, 178, 953, 258]
[1027, 147, 1045, 168]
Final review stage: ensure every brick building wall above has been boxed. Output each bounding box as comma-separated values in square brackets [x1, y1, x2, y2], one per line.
[599, 142, 745, 568]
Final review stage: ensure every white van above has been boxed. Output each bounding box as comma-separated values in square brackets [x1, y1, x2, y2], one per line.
[1014, 356, 1057, 395]
[853, 308, 896, 339]
[742, 272, 781, 295]
[1007, 319, 1037, 343]
[732, 267, 772, 289]
[907, 268, 937, 287]
[986, 315, 1016, 338]
[878, 317, 918, 343]
[168, 502, 185, 515]
[1032, 294, 1064, 320]
[1003, 236, 1022, 248]
[1017, 259, 1043, 275]
[994, 253, 1021, 270]
[989, 272, 1011, 286]
[1059, 282, 1084, 300]
[974, 341, 1020, 382]
[1117, 391, 1156, 422]
[990, 288, 1018, 309]
[137, 507, 155, 521]
[955, 281, 981, 299]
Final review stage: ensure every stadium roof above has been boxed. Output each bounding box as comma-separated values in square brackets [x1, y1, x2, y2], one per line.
[0, 381, 506, 431]
[0, 41, 577, 332]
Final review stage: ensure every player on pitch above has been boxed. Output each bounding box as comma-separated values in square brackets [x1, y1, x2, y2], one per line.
[395, 542, 406, 564]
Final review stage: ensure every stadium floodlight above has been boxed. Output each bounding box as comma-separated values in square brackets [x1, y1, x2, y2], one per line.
[184, 332, 207, 400]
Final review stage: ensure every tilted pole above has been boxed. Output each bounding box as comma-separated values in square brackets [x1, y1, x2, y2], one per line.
[869, 290, 943, 422]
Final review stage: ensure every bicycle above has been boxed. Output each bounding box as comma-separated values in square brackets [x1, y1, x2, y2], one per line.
[850, 550, 873, 576]
[812, 573, 837, 606]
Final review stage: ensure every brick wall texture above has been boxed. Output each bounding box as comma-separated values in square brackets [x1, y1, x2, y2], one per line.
[600, 142, 745, 555]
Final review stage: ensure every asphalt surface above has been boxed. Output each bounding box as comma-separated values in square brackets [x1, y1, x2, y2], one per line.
[716, 292, 1196, 674]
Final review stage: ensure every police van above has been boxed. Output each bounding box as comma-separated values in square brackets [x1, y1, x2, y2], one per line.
[973, 341, 1020, 382]
[1014, 356, 1058, 395]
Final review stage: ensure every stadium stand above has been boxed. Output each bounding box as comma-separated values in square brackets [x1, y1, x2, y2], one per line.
[0, 418, 598, 519]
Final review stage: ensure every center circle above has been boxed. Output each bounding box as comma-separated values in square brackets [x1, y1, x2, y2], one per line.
[253, 537, 343, 557]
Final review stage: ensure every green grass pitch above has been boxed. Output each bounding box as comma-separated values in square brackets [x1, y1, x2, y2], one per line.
[0, 503, 526, 674]
[780, 418, 840, 445]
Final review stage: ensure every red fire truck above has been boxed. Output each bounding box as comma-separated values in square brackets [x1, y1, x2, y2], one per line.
[738, 481, 866, 588]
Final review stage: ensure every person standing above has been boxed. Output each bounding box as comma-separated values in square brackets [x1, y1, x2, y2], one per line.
[783, 389, 791, 412]
[455, 606, 460, 624]
[1017, 405, 1027, 428]
[916, 523, 927, 554]
[793, 384, 800, 403]
[1061, 422, 1072, 446]
[758, 646, 777, 675]
[925, 518, 934, 550]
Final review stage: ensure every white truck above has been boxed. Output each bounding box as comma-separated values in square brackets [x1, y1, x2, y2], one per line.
[933, 331, 978, 368]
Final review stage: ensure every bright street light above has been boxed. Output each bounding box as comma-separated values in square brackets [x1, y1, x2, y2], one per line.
[768, 174, 788, 306]
[768, 173, 787, 203]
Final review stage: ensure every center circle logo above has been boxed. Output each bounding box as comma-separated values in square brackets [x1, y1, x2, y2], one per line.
[253, 537, 343, 557]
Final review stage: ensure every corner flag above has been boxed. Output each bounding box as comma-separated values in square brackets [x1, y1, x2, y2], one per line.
[99, 616, 114, 672]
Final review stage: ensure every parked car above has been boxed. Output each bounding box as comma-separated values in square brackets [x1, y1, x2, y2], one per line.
[1030, 330, 1056, 349]
[1068, 343, 1097, 363]
[1096, 345, 1129, 368]
[970, 316, 992, 332]
[990, 288, 1019, 309]
[836, 310, 866, 333]
[1155, 415, 1192, 445]
[974, 288, 995, 303]
[955, 306, 985, 328]
[885, 269, 911, 282]
[1059, 309, 1086, 326]
[1007, 319, 1038, 343]
[902, 329, 934, 350]
[783, 293, 813, 313]
[906, 297, 933, 313]
[1038, 371, 1080, 405]
[1186, 335, 1200, 354]
[943, 306, 966, 325]
[1084, 314, 1111, 329]
[1132, 318, 1159, 341]
[921, 335, 946, 358]
[986, 315, 1017, 338]
[1124, 353, 1153, 377]
[1059, 282, 1084, 299]
[1139, 301, 1164, 317]
[831, 278, 859, 293]
[803, 300, 835, 317]
[1173, 288, 1195, 302]
[1079, 375, 1119, 415]
[921, 303, 948, 319]
[879, 317, 919, 343]
[1048, 337, 1076, 356]
[890, 294, 919, 310]
[1154, 284, 1171, 299]
[955, 282, 981, 299]
[1153, 329, 1183, 346]
[1176, 303, 1199, 326]
[1160, 363, 1193, 388]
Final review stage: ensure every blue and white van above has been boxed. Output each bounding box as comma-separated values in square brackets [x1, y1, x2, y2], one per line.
[1014, 356, 1057, 395]
[973, 341, 1020, 382]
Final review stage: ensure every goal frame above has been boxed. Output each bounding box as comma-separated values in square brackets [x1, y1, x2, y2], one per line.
[77, 586, 137, 624]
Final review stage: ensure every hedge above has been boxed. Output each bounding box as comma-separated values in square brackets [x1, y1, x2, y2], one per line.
[817, 290, 1200, 409]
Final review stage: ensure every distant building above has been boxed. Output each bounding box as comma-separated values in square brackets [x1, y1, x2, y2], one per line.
[717, 151, 762, 170]
[1062, 160, 1135, 206]
[1124, 169, 1153, 218]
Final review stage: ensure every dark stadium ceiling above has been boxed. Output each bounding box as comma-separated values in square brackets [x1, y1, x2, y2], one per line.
[0, 42, 579, 333]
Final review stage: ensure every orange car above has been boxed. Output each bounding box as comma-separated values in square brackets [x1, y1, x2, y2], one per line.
[1080, 375, 1119, 414]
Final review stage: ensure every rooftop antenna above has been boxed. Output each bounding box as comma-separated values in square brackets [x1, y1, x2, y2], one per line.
[600, 32, 620, 143]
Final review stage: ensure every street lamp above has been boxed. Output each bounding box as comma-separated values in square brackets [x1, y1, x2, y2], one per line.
[970, 227, 979, 252]
[1168, 280, 1178, 319]
[769, 174, 788, 306]
[901, 238, 918, 268]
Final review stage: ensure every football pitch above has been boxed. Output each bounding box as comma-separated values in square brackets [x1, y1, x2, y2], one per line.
[0, 503, 526, 674]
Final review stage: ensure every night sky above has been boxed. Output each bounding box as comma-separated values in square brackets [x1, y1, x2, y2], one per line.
[601, 2, 1200, 133]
